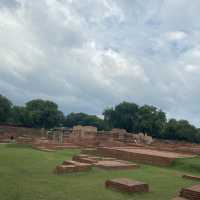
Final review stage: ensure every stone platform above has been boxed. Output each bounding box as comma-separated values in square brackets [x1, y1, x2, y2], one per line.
[95, 160, 139, 170]
[73, 154, 139, 170]
[55, 153, 139, 174]
[105, 178, 149, 193]
[73, 155, 98, 164]
[83, 147, 194, 166]
[55, 160, 92, 174]
[183, 174, 200, 181]
[180, 184, 200, 200]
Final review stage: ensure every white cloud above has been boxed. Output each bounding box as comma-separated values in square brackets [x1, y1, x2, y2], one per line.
[184, 65, 200, 73]
[165, 31, 187, 41]
[0, 0, 200, 126]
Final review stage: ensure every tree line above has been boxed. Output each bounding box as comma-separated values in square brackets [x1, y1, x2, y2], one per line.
[0, 94, 200, 143]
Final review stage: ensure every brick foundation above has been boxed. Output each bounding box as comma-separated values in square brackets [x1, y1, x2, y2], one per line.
[82, 147, 194, 167]
[180, 184, 200, 200]
[55, 160, 92, 174]
[182, 175, 200, 181]
[105, 178, 149, 193]
[95, 160, 139, 170]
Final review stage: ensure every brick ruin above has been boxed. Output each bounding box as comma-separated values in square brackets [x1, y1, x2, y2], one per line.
[0, 124, 199, 168]
[41, 125, 200, 156]
[1, 124, 199, 198]
[105, 178, 149, 193]
[81, 147, 194, 167]
[55, 160, 92, 174]
[55, 153, 140, 174]
[173, 184, 200, 200]
[30, 125, 155, 150]
[0, 125, 43, 143]
[182, 174, 200, 181]
[64, 126, 154, 147]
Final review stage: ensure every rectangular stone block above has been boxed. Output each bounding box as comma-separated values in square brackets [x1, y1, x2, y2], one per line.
[180, 184, 200, 200]
[105, 178, 149, 193]
[55, 165, 76, 174]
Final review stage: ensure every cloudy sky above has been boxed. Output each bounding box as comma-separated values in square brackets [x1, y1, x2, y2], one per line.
[0, 0, 200, 126]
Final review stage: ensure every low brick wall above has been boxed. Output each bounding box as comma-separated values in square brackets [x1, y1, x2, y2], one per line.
[83, 147, 178, 166]
[0, 125, 43, 142]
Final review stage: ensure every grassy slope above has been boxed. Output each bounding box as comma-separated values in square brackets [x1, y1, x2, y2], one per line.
[0, 144, 199, 200]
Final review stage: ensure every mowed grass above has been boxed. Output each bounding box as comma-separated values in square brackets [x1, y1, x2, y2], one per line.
[0, 144, 200, 200]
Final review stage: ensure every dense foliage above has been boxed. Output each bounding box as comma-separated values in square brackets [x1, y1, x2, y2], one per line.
[0, 94, 200, 142]
[0, 95, 12, 123]
[0, 95, 64, 128]
[163, 119, 200, 143]
[103, 102, 200, 143]
[64, 112, 107, 130]
[103, 102, 167, 137]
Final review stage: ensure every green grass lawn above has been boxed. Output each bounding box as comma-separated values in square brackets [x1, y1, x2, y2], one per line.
[0, 144, 199, 200]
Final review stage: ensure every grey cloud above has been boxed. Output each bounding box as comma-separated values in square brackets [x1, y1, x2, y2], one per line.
[0, 0, 20, 9]
[0, 0, 200, 126]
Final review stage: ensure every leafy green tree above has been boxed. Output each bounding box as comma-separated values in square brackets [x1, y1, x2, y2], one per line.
[137, 105, 166, 137]
[103, 107, 115, 130]
[25, 99, 64, 128]
[10, 106, 27, 125]
[64, 112, 107, 130]
[163, 119, 198, 142]
[103, 102, 139, 132]
[0, 94, 12, 123]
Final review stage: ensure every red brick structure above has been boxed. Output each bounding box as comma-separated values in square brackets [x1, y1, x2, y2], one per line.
[183, 174, 200, 181]
[94, 160, 139, 170]
[55, 165, 77, 173]
[82, 147, 194, 166]
[16, 136, 33, 144]
[55, 153, 140, 174]
[105, 178, 149, 193]
[72, 154, 139, 170]
[72, 155, 98, 164]
[0, 125, 42, 136]
[55, 160, 92, 174]
[180, 184, 200, 200]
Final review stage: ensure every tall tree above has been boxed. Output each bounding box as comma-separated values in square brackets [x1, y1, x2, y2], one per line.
[10, 106, 27, 125]
[137, 105, 166, 137]
[25, 99, 64, 128]
[103, 102, 139, 132]
[64, 112, 107, 130]
[163, 119, 198, 142]
[0, 94, 12, 123]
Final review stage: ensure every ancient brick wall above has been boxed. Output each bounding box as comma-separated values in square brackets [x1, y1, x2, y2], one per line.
[85, 147, 176, 166]
[0, 125, 43, 142]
